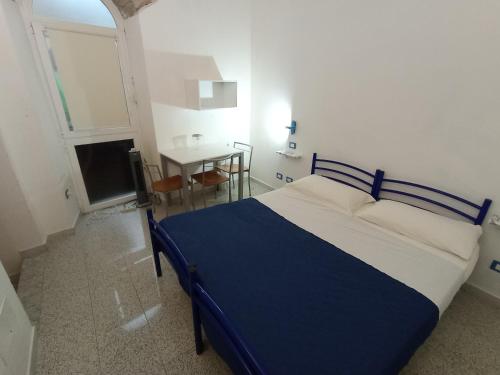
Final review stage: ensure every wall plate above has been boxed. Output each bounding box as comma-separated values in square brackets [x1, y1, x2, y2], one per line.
[276, 172, 283, 180]
[289, 142, 297, 149]
[286, 176, 294, 183]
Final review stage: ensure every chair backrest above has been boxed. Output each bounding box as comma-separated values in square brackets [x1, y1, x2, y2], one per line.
[202, 153, 236, 184]
[234, 142, 253, 170]
[143, 160, 163, 184]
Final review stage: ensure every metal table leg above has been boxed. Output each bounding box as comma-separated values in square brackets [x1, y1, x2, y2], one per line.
[161, 155, 173, 205]
[181, 164, 191, 211]
[238, 151, 244, 200]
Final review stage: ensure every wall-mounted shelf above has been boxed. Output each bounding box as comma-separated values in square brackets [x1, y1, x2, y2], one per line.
[276, 150, 302, 159]
[185, 80, 237, 110]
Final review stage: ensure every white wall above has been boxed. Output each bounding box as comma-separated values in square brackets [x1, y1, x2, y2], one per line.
[137, 0, 252, 161]
[0, 0, 80, 264]
[0, 135, 43, 276]
[33, 0, 116, 28]
[250, 0, 500, 297]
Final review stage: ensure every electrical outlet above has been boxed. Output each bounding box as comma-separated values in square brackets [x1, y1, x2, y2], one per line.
[286, 176, 294, 183]
[289, 142, 297, 149]
[276, 172, 283, 180]
[490, 260, 500, 274]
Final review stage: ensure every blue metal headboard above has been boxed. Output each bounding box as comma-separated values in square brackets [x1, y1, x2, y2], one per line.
[310, 153, 491, 225]
[379, 178, 492, 225]
[311, 153, 385, 199]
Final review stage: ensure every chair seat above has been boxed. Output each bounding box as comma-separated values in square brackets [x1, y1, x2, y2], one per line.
[191, 170, 229, 186]
[152, 175, 183, 193]
[217, 164, 249, 174]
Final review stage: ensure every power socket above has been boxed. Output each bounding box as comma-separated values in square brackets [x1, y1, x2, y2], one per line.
[276, 172, 283, 180]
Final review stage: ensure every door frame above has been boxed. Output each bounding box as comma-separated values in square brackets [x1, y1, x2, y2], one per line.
[17, 0, 146, 212]
[66, 132, 140, 212]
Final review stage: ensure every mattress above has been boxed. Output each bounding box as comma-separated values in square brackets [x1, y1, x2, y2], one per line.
[256, 186, 479, 314]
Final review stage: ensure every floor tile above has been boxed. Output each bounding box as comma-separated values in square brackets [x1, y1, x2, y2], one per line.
[39, 286, 93, 331]
[91, 279, 144, 334]
[17, 254, 46, 298]
[16, 181, 279, 375]
[85, 255, 130, 291]
[146, 291, 194, 366]
[163, 345, 232, 375]
[96, 321, 166, 375]
[37, 350, 100, 375]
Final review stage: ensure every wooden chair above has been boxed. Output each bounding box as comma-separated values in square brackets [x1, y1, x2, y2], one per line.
[143, 161, 183, 215]
[218, 142, 254, 196]
[190, 154, 235, 209]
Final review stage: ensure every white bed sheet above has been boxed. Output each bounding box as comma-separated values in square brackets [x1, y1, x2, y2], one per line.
[255, 187, 479, 315]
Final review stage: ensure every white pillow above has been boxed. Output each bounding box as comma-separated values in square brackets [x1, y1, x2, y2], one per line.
[356, 200, 483, 260]
[287, 174, 375, 215]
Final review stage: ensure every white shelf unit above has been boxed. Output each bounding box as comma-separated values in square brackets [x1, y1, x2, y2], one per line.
[185, 80, 237, 110]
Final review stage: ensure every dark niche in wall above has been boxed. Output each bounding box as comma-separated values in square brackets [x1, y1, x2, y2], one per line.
[75, 139, 135, 204]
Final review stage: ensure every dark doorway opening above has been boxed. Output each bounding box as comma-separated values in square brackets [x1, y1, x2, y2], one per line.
[75, 139, 135, 204]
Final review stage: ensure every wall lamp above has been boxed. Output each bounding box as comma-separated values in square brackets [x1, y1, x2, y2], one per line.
[286, 120, 297, 135]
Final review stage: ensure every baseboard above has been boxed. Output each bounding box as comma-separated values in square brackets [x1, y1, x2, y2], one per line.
[20, 212, 80, 259]
[250, 176, 275, 191]
[464, 282, 500, 303]
[20, 243, 48, 259]
[47, 227, 75, 244]
[47, 211, 80, 244]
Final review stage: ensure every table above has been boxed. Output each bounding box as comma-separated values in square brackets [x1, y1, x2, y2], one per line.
[159, 143, 244, 211]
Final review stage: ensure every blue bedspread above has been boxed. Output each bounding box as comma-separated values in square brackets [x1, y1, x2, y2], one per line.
[159, 198, 438, 375]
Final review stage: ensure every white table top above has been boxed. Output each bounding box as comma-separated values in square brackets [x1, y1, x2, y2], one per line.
[159, 143, 243, 165]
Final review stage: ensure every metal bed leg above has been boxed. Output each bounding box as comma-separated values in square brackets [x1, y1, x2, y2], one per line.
[193, 303, 203, 355]
[189, 266, 204, 354]
[248, 171, 252, 197]
[152, 246, 162, 277]
[147, 209, 163, 277]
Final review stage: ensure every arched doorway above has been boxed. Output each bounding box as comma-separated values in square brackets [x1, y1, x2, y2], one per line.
[18, 0, 144, 212]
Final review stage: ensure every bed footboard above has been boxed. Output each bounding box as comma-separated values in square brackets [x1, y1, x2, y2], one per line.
[146, 210, 191, 292]
[189, 266, 267, 375]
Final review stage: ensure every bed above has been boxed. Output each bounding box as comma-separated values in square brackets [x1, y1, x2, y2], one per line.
[146, 154, 491, 375]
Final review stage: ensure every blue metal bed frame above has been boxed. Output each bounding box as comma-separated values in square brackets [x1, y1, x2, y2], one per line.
[310, 152, 385, 199]
[189, 266, 268, 375]
[378, 178, 491, 225]
[147, 153, 492, 375]
[147, 210, 190, 292]
[310, 152, 491, 224]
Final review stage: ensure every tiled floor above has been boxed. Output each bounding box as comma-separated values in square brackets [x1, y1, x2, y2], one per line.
[17, 180, 271, 375]
[17, 180, 500, 374]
